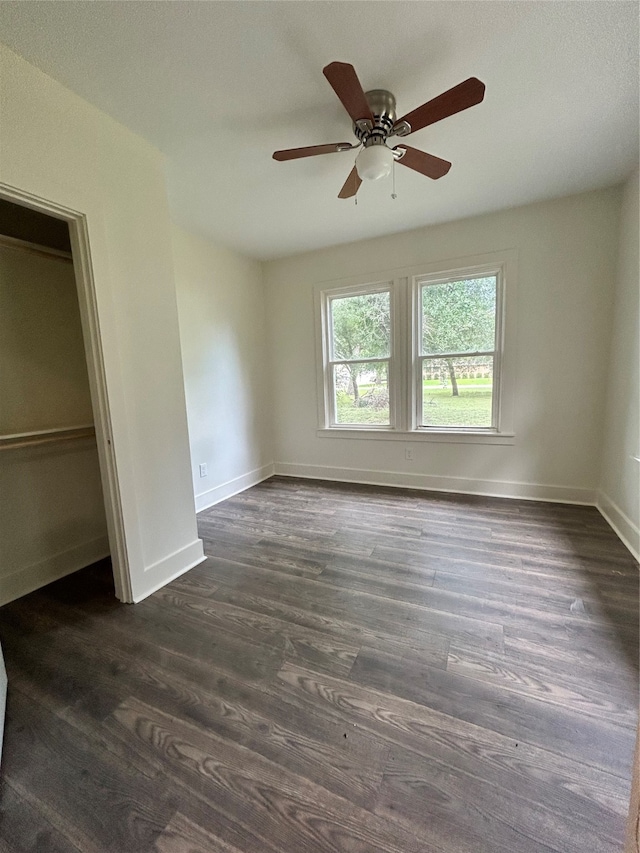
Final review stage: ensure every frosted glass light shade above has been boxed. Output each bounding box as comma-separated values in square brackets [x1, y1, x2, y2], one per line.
[355, 145, 394, 181]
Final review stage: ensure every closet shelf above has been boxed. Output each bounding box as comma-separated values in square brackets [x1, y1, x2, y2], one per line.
[0, 426, 96, 452]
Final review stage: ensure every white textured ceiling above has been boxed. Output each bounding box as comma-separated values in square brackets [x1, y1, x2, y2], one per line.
[0, 1, 637, 260]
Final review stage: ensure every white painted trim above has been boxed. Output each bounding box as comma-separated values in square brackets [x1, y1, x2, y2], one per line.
[273, 462, 596, 505]
[316, 428, 515, 445]
[0, 536, 110, 607]
[0, 182, 133, 603]
[316, 279, 397, 430]
[195, 464, 275, 513]
[411, 262, 508, 433]
[143, 538, 205, 575]
[69, 211, 134, 602]
[134, 539, 206, 602]
[597, 490, 640, 562]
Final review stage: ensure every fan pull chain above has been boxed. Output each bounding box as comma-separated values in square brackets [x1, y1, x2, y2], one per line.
[391, 159, 397, 200]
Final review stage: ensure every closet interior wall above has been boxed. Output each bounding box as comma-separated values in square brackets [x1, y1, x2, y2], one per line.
[0, 200, 109, 606]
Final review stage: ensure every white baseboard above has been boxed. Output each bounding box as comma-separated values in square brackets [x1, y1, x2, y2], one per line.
[195, 463, 275, 513]
[135, 538, 206, 602]
[273, 462, 596, 505]
[597, 490, 640, 562]
[0, 535, 110, 606]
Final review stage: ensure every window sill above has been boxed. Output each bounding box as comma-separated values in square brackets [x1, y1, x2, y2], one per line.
[316, 428, 515, 445]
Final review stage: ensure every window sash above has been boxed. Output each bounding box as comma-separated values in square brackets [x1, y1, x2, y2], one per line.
[417, 349, 495, 361]
[327, 287, 392, 362]
[418, 275, 498, 358]
[324, 283, 395, 429]
[413, 271, 503, 432]
[327, 356, 389, 368]
[417, 354, 497, 430]
[328, 358, 391, 427]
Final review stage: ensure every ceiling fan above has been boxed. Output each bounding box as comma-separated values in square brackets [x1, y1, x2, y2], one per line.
[273, 62, 485, 199]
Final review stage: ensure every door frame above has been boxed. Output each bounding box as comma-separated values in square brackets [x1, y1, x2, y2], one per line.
[0, 182, 132, 602]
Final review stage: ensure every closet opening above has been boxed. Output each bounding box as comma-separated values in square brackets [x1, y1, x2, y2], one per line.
[0, 192, 128, 607]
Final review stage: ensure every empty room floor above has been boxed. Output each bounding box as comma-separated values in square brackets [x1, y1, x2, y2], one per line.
[0, 476, 638, 852]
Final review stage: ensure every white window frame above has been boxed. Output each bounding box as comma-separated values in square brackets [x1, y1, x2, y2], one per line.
[412, 264, 504, 433]
[314, 250, 516, 445]
[318, 279, 398, 430]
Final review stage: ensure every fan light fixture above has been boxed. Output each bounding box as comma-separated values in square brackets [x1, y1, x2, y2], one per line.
[355, 144, 394, 181]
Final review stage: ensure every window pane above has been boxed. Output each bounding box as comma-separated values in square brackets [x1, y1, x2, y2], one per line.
[330, 291, 390, 360]
[334, 361, 389, 425]
[422, 356, 493, 427]
[421, 277, 496, 355]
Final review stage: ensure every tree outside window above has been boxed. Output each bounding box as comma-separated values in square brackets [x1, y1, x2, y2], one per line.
[419, 276, 497, 428]
[329, 290, 391, 425]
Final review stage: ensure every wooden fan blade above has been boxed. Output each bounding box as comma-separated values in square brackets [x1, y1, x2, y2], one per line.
[396, 77, 485, 134]
[273, 142, 355, 161]
[323, 62, 374, 124]
[394, 145, 451, 179]
[338, 166, 362, 199]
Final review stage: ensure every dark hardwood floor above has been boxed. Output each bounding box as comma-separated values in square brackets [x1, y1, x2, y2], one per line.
[0, 476, 638, 852]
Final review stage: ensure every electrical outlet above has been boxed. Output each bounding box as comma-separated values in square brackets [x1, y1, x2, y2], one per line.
[405, 448, 413, 461]
[199, 463, 208, 478]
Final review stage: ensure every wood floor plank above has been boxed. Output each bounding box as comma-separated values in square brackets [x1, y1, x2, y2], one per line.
[276, 662, 631, 816]
[201, 539, 327, 577]
[446, 644, 637, 727]
[503, 632, 639, 697]
[0, 779, 83, 853]
[1, 476, 636, 852]
[327, 563, 638, 645]
[435, 564, 639, 614]
[4, 601, 388, 812]
[141, 586, 361, 677]
[203, 519, 374, 559]
[324, 548, 440, 583]
[207, 558, 504, 652]
[337, 525, 524, 567]
[316, 563, 437, 603]
[202, 583, 451, 661]
[375, 744, 622, 853]
[348, 646, 635, 776]
[111, 695, 427, 853]
[502, 621, 639, 684]
[2, 686, 178, 853]
[160, 570, 220, 599]
[372, 540, 523, 572]
[154, 813, 246, 853]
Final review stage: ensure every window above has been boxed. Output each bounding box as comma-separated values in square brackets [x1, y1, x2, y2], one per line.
[315, 252, 515, 443]
[417, 274, 498, 430]
[324, 283, 393, 428]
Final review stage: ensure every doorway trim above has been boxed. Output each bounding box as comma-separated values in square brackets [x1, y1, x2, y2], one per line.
[0, 182, 132, 602]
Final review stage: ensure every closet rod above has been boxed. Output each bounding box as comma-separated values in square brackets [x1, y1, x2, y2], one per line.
[0, 426, 96, 452]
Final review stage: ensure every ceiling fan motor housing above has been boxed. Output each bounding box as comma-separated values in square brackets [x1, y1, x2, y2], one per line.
[354, 90, 398, 147]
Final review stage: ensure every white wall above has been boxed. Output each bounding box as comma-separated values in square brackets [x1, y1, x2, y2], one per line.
[598, 170, 639, 559]
[0, 244, 108, 604]
[0, 442, 109, 605]
[0, 246, 94, 434]
[264, 187, 622, 503]
[173, 227, 273, 511]
[0, 44, 203, 602]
